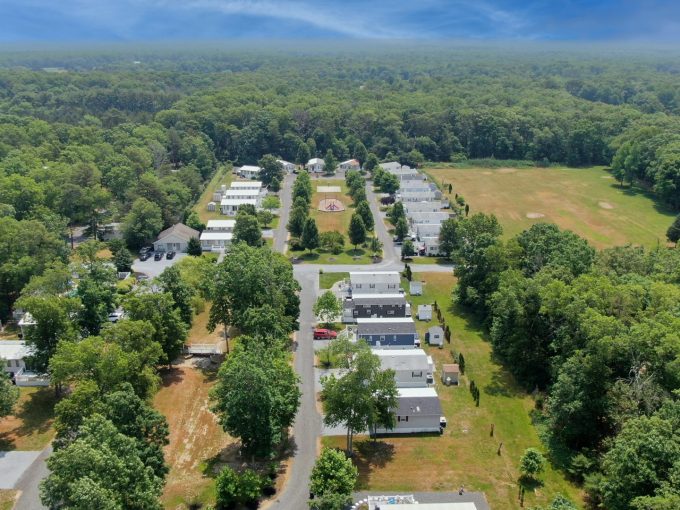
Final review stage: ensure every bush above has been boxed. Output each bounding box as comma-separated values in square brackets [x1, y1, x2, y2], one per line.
[519, 448, 546, 481]
[215, 467, 264, 509]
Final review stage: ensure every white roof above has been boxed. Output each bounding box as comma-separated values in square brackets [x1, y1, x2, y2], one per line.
[0, 340, 32, 361]
[220, 198, 257, 206]
[398, 387, 439, 398]
[239, 165, 261, 172]
[350, 271, 400, 284]
[307, 158, 324, 165]
[356, 317, 414, 324]
[277, 159, 294, 166]
[223, 189, 261, 197]
[206, 220, 236, 229]
[340, 159, 359, 165]
[349, 293, 405, 300]
[200, 232, 234, 241]
[230, 181, 262, 188]
[374, 349, 430, 371]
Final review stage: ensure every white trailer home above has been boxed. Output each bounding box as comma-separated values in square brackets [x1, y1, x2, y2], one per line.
[373, 349, 434, 388]
[238, 165, 262, 179]
[349, 271, 402, 295]
[230, 181, 262, 190]
[306, 158, 325, 173]
[403, 201, 445, 214]
[398, 190, 441, 202]
[277, 160, 296, 173]
[374, 387, 444, 434]
[407, 212, 451, 226]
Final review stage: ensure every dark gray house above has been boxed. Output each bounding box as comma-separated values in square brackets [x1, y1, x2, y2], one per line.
[342, 294, 410, 323]
[354, 318, 419, 349]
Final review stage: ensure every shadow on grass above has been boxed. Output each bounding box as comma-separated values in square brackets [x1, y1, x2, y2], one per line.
[607, 179, 676, 218]
[0, 387, 56, 451]
[352, 439, 396, 489]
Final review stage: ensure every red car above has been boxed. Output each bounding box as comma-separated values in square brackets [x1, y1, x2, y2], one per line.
[313, 328, 338, 340]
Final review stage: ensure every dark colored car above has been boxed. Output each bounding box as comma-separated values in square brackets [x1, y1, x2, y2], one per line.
[139, 252, 151, 261]
[166, 251, 176, 260]
[154, 252, 165, 261]
[313, 328, 338, 340]
[139, 246, 152, 256]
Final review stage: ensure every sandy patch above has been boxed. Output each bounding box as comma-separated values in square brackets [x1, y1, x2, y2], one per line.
[601, 175, 614, 179]
[598, 202, 614, 209]
[526, 212, 545, 219]
[496, 167, 517, 174]
[482, 171, 492, 175]
[318, 198, 345, 212]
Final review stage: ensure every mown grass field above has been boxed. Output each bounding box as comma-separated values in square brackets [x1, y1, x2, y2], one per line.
[0, 490, 17, 510]
[319, 271, 349, 289]
[309, 178, 353, 233]
[325, 272, 582, 509]
[425, 165, 675, 248]
[194, 165, 234, 224]
[0, 386, 56, 451]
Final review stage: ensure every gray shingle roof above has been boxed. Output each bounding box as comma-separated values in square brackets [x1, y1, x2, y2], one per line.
[155, 223, 200, 243]
[396, 392, 442, 417]
[358, 320, 416, 336]
[351, 296, 407, 306]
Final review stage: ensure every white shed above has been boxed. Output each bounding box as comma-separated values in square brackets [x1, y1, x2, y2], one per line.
[277, 160, 296, 173]
[306, 158, 325, 173]
[212, 191, 223, 202]
[427, 325, 444, 347]
[417, 304, 432, 321]
[409, 280, 423, 296]
[207, 201, 216, 212]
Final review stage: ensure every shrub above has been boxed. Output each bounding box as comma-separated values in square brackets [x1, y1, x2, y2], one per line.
[215, 467, 264, 509]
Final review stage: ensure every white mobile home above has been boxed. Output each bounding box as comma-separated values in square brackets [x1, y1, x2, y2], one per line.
[339, 159, 361, 171]
[220, 198, 258, 216]
[306, 158, 325, 173]
[238, 165, 262, 179]
[407, 212, 451, 225]
[398, 190, 441, 202]
[223, 188, 262, 201]
[374, 387, 444, 434]
[199, 231, 233, 251]
[416, 223, 442, 238]
[421, 237, 442, 256]
[206, 219, 236, 232]
[277, 160, 296, 173]
[349, 271, 401, 295]
[1, 340, 49, 387]
[230, 181, 262, 190]
[404, 201, 445, 214]
[374, 349, 433, 388]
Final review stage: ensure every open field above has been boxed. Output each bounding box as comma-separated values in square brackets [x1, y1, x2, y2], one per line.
[425, 165, 675, 248]
[325, 272, 581, 509]
[155, 364, 234, 509]
[0, 387, 56, 451]
[309, 179, 353, 233]
[194, 165, 234, 224]
[319, 271, 349, 289]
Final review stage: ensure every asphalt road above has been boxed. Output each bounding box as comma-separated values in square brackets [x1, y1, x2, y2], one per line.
[13, 446, 51, 509]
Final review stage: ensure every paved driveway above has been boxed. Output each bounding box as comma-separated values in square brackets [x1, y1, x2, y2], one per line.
[131, 253, 187, 278]
[0, 451, 42, 489]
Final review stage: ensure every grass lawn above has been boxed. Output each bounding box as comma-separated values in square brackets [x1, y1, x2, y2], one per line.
[319, 271, 349, 289]
[324, 272, 582, 509]
[155, 365, 233, 509]
[194, 165, 234, 224]
[291, 247, 375, 265]
[0, 490, 17, 510]
[186, 306, 230, 346]
[309, 179, 354, 233]
[406, 257, 452, 266]
[0, 387, 56, 451]
[424, 165, 675, 249]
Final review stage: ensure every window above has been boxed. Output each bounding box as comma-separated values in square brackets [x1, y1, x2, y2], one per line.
[379, 335, 385, 342]
[369, 283, 375, 289]
[387, 309, 395, 315]
[412, 371, 423, 378]
[388, 284, 396, 289]
[355, 284, 362, 289]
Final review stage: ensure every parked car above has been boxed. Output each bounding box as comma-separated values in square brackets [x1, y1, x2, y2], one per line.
[313, 328, 338, 340]
[166, 251, 176, 260]
[139, 252, 151, 261]
[139, 246, 152, 256]
[393, 236, 403, 244]
[154, 252, 165, 261]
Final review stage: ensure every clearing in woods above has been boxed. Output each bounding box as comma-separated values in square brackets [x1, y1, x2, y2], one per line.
[425, 165, 675, 248]
[155, 364, 233, 508]
[324, 272, 582, 509]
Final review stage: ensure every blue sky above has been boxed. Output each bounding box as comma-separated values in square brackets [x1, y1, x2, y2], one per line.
[1, 0, 679, 42]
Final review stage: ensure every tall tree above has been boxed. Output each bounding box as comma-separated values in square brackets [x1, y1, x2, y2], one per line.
[0, 370, 19, 418]
[258, 154, 284, 188]
[438, 218, 458, 258]
[348, 213, 366, 252]
[309, 447, 358, 502]
[157, 265, 195, 325]
[301, 217, 320, 253]
[210, 346, 300, 458]
[667, 214, 680, 245]
[324, 149, 338, 176]
[313, 290, 342, 326]
[355, 200, 374, 231]
[122, 197, 163, 250]
[233, 211, 262, 247]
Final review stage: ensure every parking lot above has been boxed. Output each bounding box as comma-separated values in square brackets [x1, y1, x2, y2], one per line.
[131, 252, 187, 278]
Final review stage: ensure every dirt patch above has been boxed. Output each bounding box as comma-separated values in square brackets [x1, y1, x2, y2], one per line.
[0, 387, 56, 451]
[598, 201, 614, 209]
[601, 175, 614, 179]
[496, 167, 517, 174]
[481, 171, 492, 175]
[526, 212, 545, 219]
[318, 198, 345, 212]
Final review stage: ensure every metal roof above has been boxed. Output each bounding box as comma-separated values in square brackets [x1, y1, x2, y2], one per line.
[395, 387, 442, 416]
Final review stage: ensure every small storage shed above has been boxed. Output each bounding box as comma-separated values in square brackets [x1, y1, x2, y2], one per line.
[417, 304, 432, 321]
[441, 363, 460, 385]
[212, 191, 223, 202]
[410, 280, 423, 296]
[207, 201, 216, 212]
[427, 325, 444, 347]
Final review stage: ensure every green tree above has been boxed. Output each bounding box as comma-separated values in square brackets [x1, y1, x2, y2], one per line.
[40, 415, 164, 510]
[320, 344, 398, 454]
[122, 197, 163, 250]
[368, 236, 382, 256]
[258, 154, 284, 188]
[123, 292, 188, 365]
[187, 236, 202, 256]
[75, 264, 117, 336]
[401, 239, 415, 258]
[324, 149, 338, 176]
[388, 201, 405, 226]
[519, 448, 546, 481]
[0, 370, 19, 417]
[292, 171, 313, 205]
[667, 214, 680, 245]
[314, 290, 342, 326]
[379, 172, 400, 194]
[310, 447, 358, 499]
[287, 206, 308, 238]
[319, 231, 345, 254]
[355, 200, 374, 231]
[438, 218, 458, 258]
[157, 265, 195, 325]
[233, 210, 262, 246]
[394, 217, 409, 241]
[257, 209, 274, 228]
[301, 217, 320, 253]
[210, 346, 300, 458]
[348, 213, 366, 252]
[215, 466, 263, 509]
[296, 142, 311, 165]
[262, 195, 281, 212]
[112, 247, 133, 272]
[364, 153, 379, 174]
